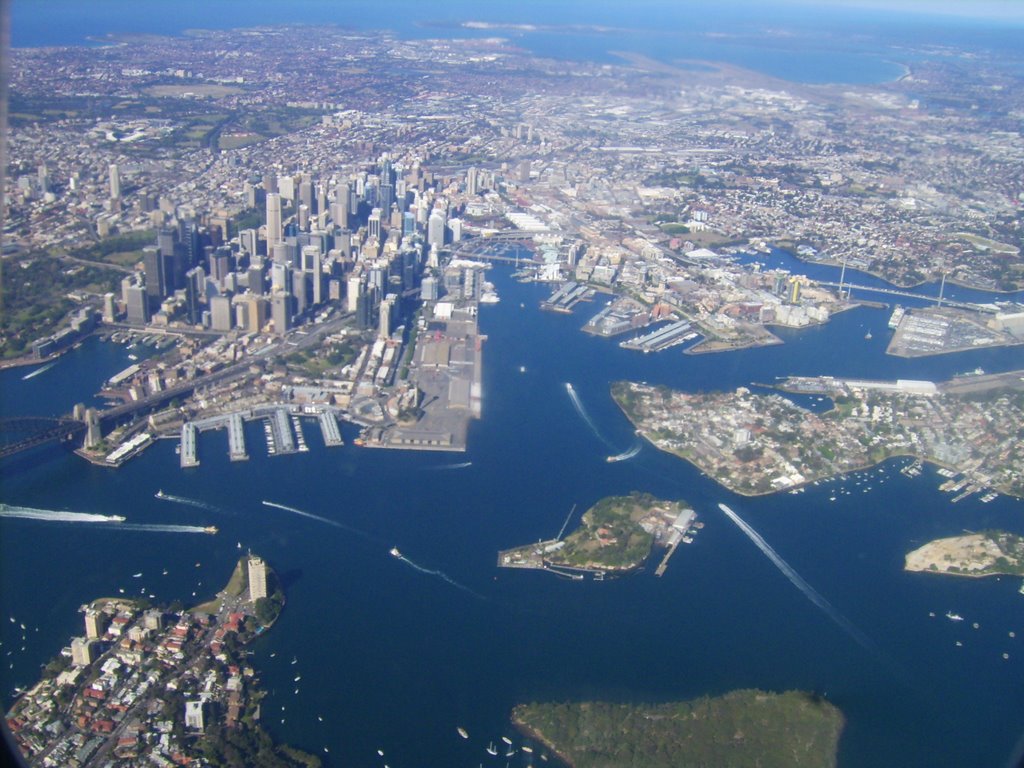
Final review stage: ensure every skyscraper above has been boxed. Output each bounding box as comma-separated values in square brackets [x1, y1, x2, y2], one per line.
[367, 208, 382, 241]
[271, 292, 292, 336]
[428, 210, 445, 250]
[126, 285, 150, 324]
[184, 267, 205, 325]
[248, 556, 268, 601]
[266, 192, 282, 247]
[210, 295, 233, 332]
[108, 163, 121, 199]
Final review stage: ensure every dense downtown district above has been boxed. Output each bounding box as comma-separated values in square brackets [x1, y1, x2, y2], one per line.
[2, 14, 1024, 768]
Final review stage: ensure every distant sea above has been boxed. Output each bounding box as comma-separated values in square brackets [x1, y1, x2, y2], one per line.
[3, 256, 1024, 767]
[14, 0, 1023, 84]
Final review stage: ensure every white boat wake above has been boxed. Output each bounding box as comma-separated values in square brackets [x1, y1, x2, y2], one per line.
[21, 361, 57, 380]
[156, 492, 224, 514]
[262, 500, 379, 543]
[425, 461, 473, 471]
[392, 550, 484, 600]
[606, 442, 642, 463]
[0, 504, 124, 525]
[118, 524, 212, 535]
[718, 503, 874, 651]
[565, 383, 614, 449]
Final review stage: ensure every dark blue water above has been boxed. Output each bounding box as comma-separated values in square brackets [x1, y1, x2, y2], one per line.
[16, 0, 1023, 84]
[3, 266, 1024, 767]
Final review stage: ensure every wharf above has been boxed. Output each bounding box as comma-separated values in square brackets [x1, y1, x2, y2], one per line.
[318, 411, 344, 446]
[273, 409, 296, 454]
[228, 413, 248, 461]
[541, 281, 593, 313]
[654, 508, 696, 577]
[620, 320, 694, 352]
[180, 423, 199, 468]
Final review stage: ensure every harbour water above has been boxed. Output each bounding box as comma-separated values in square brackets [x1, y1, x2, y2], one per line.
[2, 264, 1024, 767]
[9, 0, 942, 84]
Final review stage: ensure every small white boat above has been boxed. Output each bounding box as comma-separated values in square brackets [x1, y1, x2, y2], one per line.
[946, 611, 964, 621]
[457, 727, 469, 739]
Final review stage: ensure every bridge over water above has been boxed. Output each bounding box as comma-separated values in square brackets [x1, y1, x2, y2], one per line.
[816, 280, 976, 310]
[0, 417, 87, 460]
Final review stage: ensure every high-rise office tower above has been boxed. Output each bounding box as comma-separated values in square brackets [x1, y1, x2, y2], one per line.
[331, 201, 348, 230]
[185, 267, 204, 325]
[298, 180, 314, 213]
[421, 275, 439, 302]
[367, 208, 382, 241]
[102, 293, 116, 323]
[210, 295, 233, 332]
[271, 292, 292, 336]
[301, 245, 323, 306]
[143, 246, 166, 308]
[466, 166, 478, 195]
[271, 262, 291, 294]
[428, 210, 445, 250]
[108, 163, 121, 199]
[347, 275, 363, 314]
[126, 285, 150, 324]
[266, 192, 282, 247]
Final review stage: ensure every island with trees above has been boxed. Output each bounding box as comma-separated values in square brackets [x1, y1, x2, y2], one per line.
[498, 493, 700, 579]
[513, 689, 845, 768]
[905, 530, 1024, 578]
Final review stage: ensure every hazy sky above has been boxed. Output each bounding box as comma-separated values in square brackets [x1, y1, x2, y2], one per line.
[774, 0, 1024, 21]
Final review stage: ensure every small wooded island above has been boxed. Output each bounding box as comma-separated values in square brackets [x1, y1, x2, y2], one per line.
[905, 530, 1024, 577]
[513, 689, 844, 768]
[498, 493, 700, 579]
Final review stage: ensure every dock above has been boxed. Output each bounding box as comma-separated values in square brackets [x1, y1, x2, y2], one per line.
[654, 508, 697, 577]
[179, 423, 199, 468]
[318, 411, 343, 446]
[271, 409, 296, 454]
[620, 320, 695, 352]
[228, 413, 248, 461]
[541, 282, 593, 313]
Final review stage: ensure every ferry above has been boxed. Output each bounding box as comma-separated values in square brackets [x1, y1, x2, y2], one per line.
[203, 526, 218, 535]
[946, 611, 964, 621]
[390, 547, 402, 558]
